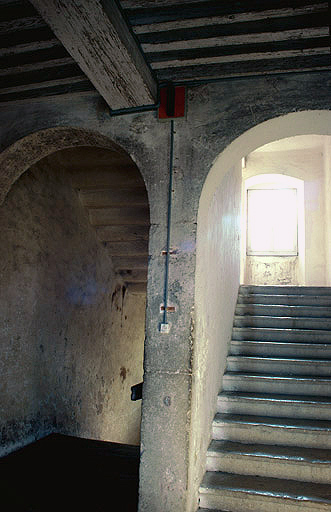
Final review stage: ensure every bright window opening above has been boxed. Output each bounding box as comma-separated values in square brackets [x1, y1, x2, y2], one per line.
[247, 188, 298, 256]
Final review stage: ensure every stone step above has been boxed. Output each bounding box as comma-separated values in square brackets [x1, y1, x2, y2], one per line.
[199, 472, 331, 511]
[240, 285, 331, 296]
[217, 391, 331, 420]
[206, 440, 331, 484]
[212, 413, 331, 448]
[235, 303, 331, 318]
[226, 355, 331, 376]
[230, 340, 331, 358]
[232, 327, 331, 342]
[223, 372, 331, 396]
[234, 315, 331, 330]
[237, 293, 331, 306]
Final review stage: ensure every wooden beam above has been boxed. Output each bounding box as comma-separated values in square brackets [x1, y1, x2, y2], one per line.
[0, 45, 69, 70]
[120, 0, 206, 7]
[142, 27, 329, 52]
[0, 79, 94, 104]
[137, 12, 327, 45]
[1, 57, 75, 76]
[0, 39, 61, 58]
[0, 62, 84, 90]
[147, 36, 329, 64]
[122, 0, 325, 25]
[155, 54, 331, 82]
[30, 0, 157, 109]
[0, 26, 55, 49]
[0, 15, 46, 35]
[0, 75, 91, 96]
[133, 3, 328, 34]
[152, 48, 330, 70]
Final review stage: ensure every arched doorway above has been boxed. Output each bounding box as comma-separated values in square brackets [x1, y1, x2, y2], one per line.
[0, 128, 150, 459]
[189, 110, 331, 510]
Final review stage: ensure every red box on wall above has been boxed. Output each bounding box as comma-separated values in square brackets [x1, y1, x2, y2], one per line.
[158, 85, 186, 119]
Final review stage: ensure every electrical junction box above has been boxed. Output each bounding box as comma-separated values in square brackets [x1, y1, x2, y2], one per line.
[159, 323, 171, 333]
[158, 85, 186, 119]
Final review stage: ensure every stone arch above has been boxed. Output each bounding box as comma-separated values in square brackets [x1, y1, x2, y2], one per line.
[188, 109, 331, 509]
[0, 126, 137, 205]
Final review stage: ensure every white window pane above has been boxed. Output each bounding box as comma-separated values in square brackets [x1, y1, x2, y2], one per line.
[247, 188, 298, 255]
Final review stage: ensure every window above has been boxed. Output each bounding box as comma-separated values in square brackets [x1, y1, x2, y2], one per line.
[247, 188, 298, 256]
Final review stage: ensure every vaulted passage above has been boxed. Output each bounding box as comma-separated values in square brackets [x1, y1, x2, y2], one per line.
[0, 144, 150, 460]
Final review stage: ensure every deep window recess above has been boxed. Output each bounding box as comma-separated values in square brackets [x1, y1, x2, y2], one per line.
[247, 188, 298, 256]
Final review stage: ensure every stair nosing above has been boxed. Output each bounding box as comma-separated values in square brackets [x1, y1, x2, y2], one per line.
[224, 371, 331, 380]
[207, 439, 331, 463]
[213, 413, 331, 430]
[200, 471, 331, 503]
[227, 355, 331, 363]
[218, 391, 331, 404]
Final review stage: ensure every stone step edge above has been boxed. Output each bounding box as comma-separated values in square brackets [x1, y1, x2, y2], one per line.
[199, 471, 331, 504]
[239, 285, 331, 295]
[213, 413, 331, 430]
[218, 391, 331, 405]
[227, 355, 331, 363]
[234, 314, 331, 321]
[207, 439, 331, 464]
[223, 371, 331, 381]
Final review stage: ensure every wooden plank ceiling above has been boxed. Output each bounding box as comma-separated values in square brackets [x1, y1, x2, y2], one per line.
[0, 0, 96, 103]
[0, 0, 330, 103]
[120, 0, 331, 83]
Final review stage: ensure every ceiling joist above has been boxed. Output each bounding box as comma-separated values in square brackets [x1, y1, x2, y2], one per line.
[29, 0, 158, 110]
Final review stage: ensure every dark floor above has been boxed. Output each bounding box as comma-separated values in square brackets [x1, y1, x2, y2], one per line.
[1, 434, 140, 511]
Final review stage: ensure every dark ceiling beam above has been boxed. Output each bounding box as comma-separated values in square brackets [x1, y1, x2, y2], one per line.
[122, 0, 325, 25]
[156, 53, 331, 82]
[0, 57, 75, 76]
[0, 39, 61, 58]
[136, 12, 327, 44]
[146, 36, 330, 64]
[0, 45, 69, 69]
[0, 77, 94, 104]
[30, 0, 158, 109]
[133, 3, 328, 34]
[0, 15, 46, 34]
[142, 27, 329, 53]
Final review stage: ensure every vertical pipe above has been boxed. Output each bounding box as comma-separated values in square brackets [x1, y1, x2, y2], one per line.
[163, 119, 175, 325]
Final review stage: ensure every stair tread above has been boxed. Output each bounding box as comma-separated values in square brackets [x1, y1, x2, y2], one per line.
[219, 391, 331, 404]
[231, 340, 331, 346]
[214, 413, 331, 429]
[227, 355, 331, 363]
[207, 440, 331, 463]
[200, 471, 331, 502]
[233, 327, 331, 334]
[240, 285, 331, 295]
[235, 314, 331, 320]
[224, 371, 331, 381]
[237, 304, 331, 312]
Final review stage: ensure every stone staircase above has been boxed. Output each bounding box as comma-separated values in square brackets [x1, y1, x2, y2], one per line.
[198, 285, 331, 512]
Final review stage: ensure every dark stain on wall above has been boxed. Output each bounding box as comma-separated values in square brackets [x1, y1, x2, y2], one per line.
[120, 367, 127, 382]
